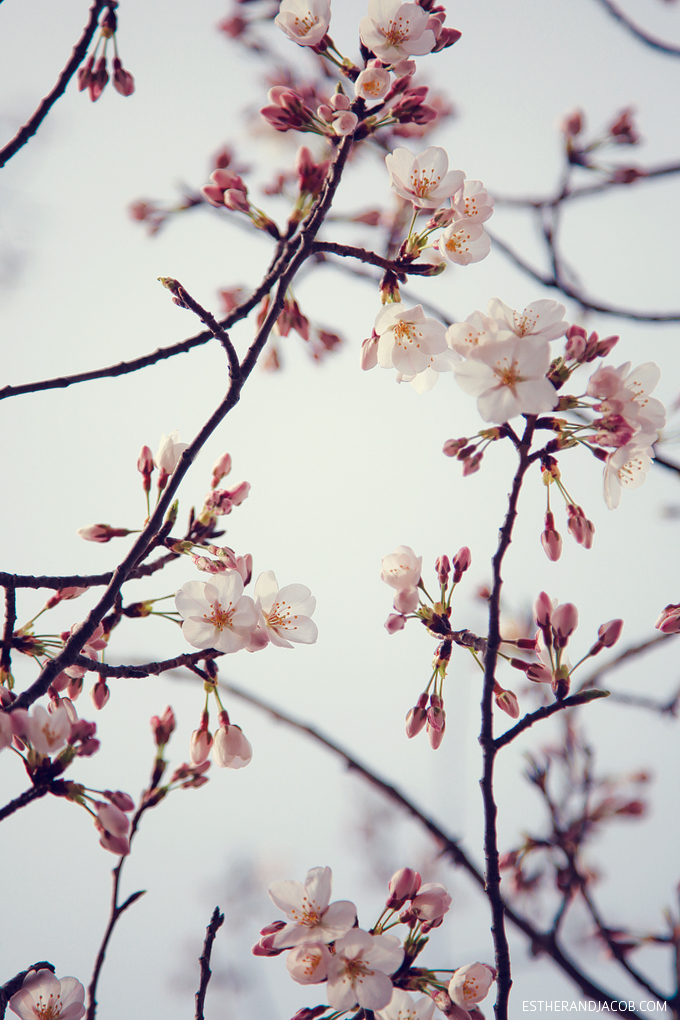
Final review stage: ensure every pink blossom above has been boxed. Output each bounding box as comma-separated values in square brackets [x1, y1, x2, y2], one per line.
[253, 570, 317, 648]
[176, 573, 258, 653]
[656, 604, 680, 634]
[286, 943, 332, 984]
[8, 969, 86, 1020]
[387, 867, 421, 908]
[381, 546, 422, 591]
[377, 989, 435, 1020]
[268, 866, 357, 949]
[360, 0, 438, 62]
[385, 147, 464, 209]
[374, 303, 451, 379]
[603, 442, 654, 510]
[326, 929, 404, 1011]
[487, 298, 568, 342]
[448, 963, 496, 1010]
[355, 65, 391, 102]
[435, 221, 490, 266]
[211, 452, 232, 488]
[451, 180, 494, 223]
[408, 882, 451, 923]
[454, 337, 558, 423]
[96, 801, 130, 838]
[23, 704, 71, 756]
[275, 0, 331, 47]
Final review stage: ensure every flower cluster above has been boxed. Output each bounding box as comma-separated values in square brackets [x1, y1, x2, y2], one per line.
[253, 866, 494, 1018]
[77, 5, 134, 101]
[508, 592, 623, 701]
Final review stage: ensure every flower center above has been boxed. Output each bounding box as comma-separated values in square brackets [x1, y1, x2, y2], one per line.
[514, 309, 539, 335]
[344, 958, 373, 984]
[267, 599, 298, 631]
[204, 600, 234, 631]
[34, 994, 63, 1019]
[393, 320, 420, 348]
[383, 16, 410, 46]
[292, 12, 320, 38]
[410, 170, 441, 198]
[494, 358, 521, 389]
[445, 229, 472, 254]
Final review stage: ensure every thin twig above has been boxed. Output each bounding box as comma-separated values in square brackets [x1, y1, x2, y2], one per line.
[195, 907, 225, 1020]
[1, 584, 16, 678]
[592, 0, 680, 56]
[311, 241, 438, 277]
[0, 1, 108, 168]
[0, 784, 49, 823]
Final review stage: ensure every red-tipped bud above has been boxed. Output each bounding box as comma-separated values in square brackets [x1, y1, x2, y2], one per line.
[561, 109, 584, 137]
[90, 681, 110, 711]
[552, 603, 579, 647]
[655, 603, 680, 634]
[495, 686, 520, 719]
[386, 613, 406, 634]
[435, 555, 451, 586]
[595, 334, 619, 358]
[442, 437, 467, 457]
[77, 524, 134, 543]
[151, 706, 175, 747]
[211, 452, 232, 489]
[112, 57, 135, 96]
[590, 618, 624, 655]
[452, 546, 471, 583]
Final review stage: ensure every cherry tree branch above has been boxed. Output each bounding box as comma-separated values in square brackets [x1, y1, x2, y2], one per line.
[0, 1, 108, 168]
[1, 583, 16, 679]
[493, 689, 611, 750]
[0, 783, 49, 823]
[591, 0, 680, 57]
[195, 907, 225, 1020]
[311, 242, 439, 277]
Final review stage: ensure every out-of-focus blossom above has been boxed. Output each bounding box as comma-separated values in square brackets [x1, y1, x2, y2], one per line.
[487, 298, 568, 341]
[8, 969, 86, 1020]
[77, 524, 133, 543]
[385, 147, 464, 209]
[381, 546, 422, 591]
[268, 866, 357, 949]
[326, 929, 404, 1011]
[154, 430, 188, 474]
[377, 989, 435, 1020]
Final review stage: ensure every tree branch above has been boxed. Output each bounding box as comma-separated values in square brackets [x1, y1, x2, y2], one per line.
[195, 907, 225, 1020]
[591, 0, 680, 57]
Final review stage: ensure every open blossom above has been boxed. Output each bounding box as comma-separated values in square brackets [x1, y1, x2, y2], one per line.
[446, 312, 512, 357]
[23, 704, 71, 756]
[453, 337, 558, 423]
[374, 303, 449, 378]
[360, 0, 438, 62]
[451, 180, 494, 223]
[435, 220, 490, 266]
[448, 963, 496, 1011]
[385, 147, 464, 209]
[286, 943, 332, 984]
[268, 866, 357, 949]
[9, 969, 86, 1020]
[487, 298, 568, 341]
[175, 573, 258, 652]
[275, 0, 331, 47]
[355, 65, 391, 102]
[603, 441, 654, 509]
[587, 361, 666, 439]
[253, 571, 317, 648]
[381, 546, 422, 591]
[377, 989, 435, 1020]
[326, 929, 404, 1011]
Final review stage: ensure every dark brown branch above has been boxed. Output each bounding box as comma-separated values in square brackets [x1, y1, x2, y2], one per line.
[0, 1, 108, 168]
[493, 690, 611, 750]
[0, 784, 49, 823]
[71, 649, 217, 678]
[488, 231, 680, 322]
[195, 907, 225, 1020]
[158, 280, 241, 383]
[592, 0, 680, 56]
[218, 679, 646, 1017]
[0, 572, 113, 590]
[1, 584, 16, 679]
[311, 241, 439, 277]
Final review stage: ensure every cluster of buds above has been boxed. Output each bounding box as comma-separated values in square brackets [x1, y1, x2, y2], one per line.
[539, 458, 595, 562]
[509, 593, 623, 700]
[255, 292, 343, 366]
[77, 5, 134, 101]
[50, 622, 109, 705]
[197, 481, 250, 525]
[442, 436, 488, 476]
[561, 106, 643, 177]
[1, 696, 100, 771]
[190, 707, 252, 770]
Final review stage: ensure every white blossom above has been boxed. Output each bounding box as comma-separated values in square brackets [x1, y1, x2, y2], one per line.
[487, 297, 568, 341]
[8, 970, 86, 1020]
[453, 337, 558, 423]
[374, 302, 448, 377]
[360, 0, 437, 62]
[385, 147, 464, 210]
[175, 573, 258, 653]
[275, 0, 331, 47]
[253, 570, 318, 648]
[327, 929, 404, 1011]
[269, 866, 357, 949]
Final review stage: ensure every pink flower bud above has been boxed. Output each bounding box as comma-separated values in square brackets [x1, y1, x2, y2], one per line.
[385, 613, 406, 634]
[655, 603, 680, 634]
[596, 618, 623, 648]
[97, 801, 130, 838]
[452, 546, 471, 582]
[151, 706, 175, 747]
[495, 688, 520, 719]
[90, 681, 110, 711]
[96, 822, 130, 856]
[541, 511, 562, 562]
[410, 882, 452, 922]
[77, 524, 133, 543]
[190, 727, 213, 766]
[552, 603, 578, 647]
[393, 587, 419, 614]
[77, 55, 94, 92]
[405, 698, 427, 738]
[595, 334, 619, 358]
[226, 481, 251, 506]
[566, 505, 594, 549]
[561, 109, 584, 137]
[387, 867, 422, 908]
[112, 57, 135, 96]
[526, 662, 554, 684]
[360, 333, 379, 371]
[332, 111, 358, 137]
[89, 55, 109, 102]
[104, 790, 135, 812]
[252, 934, 286, 957]
[329, 93, 350, 111]
[442, 438, 468, 457]
[211, 452, 232, 489]
[435, 555, 451, 586]
[462, 452, 483, 476]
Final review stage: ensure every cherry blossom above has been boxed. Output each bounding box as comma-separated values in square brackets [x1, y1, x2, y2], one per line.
[8, 969, 86, 1020]
[451, 180, 495, 223]
[23, 704, 71, 756]
[327, 929, 404, 1011]
[213, 716, 252, 768]
[253, 571, 318, 648]
[268, 866, 357, 949]
[376, 989, 435, 1020]
[656, 604, 680, 634]
[435, 220, 490, 266]
[381, 546, 422, 591]
[408, 881, 452, 923]
[374, 303, 449, 378]
[286, 943, 332, 984]
[275, 0, 331, 48]
[448, 962, 496, 1011]
[360, 1, 438, 62]
[587, 361, 666, 440]
[0, 710, 12, 751]
[154, 430, 188, 473]
[355, 65, 391, 102]
[603, 441, 654, 510]
[175, 573, 258, 653]
[445, 312, 512, 357]
[385, 147, 464, 209]
[487, 298, 568, 342]
[453, 337, 558, 423]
